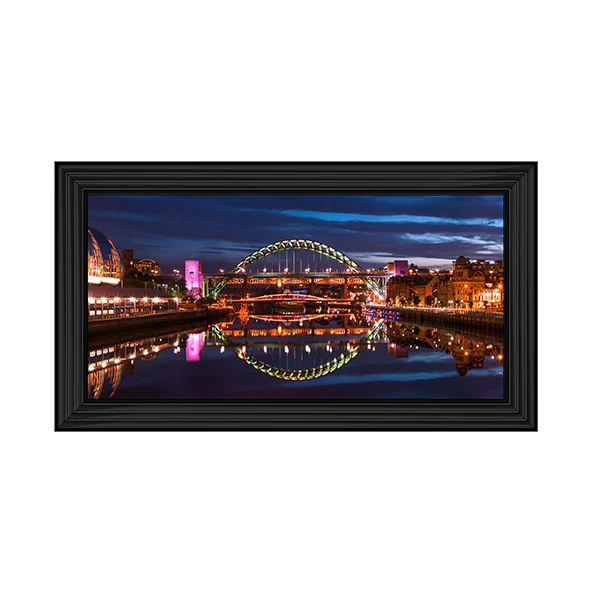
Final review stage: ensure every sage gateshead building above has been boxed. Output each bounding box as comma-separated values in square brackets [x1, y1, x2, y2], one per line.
[88, 227, 124, 285]
[88, 227, 177, 319]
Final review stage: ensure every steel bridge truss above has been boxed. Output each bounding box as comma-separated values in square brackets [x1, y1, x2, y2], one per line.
[210, 239, 385, 299]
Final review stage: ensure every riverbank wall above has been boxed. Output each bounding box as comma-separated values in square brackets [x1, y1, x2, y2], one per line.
[88, 307, 234, 346]
[367, 306, 504, 338]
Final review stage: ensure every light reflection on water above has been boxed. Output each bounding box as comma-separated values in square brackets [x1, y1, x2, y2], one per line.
[87, 314, 504, 400]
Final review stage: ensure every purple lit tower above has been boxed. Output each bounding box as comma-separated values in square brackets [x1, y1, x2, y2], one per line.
[185, 260, 203, 298]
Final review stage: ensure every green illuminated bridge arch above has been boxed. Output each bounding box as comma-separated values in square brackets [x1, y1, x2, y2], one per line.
[210, 320, 385, 382]
[210, 239, 385, 299]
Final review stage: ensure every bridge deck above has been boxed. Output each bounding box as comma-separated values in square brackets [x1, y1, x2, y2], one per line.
[242, 293, 337, 302]
[204, 272, 392, 279]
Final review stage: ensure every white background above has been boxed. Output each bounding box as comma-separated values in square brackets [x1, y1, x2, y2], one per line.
[1, 2, 595, 596]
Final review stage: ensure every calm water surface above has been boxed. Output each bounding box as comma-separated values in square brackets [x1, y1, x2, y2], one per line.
[88, 314, 504, 400]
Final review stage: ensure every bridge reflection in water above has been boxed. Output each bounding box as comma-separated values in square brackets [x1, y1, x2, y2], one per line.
[87, 314, 504, 400]
[210, 317, 386, 382]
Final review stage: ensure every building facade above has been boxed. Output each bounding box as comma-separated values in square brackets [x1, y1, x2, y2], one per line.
[449, 256, 504, 309]
[385, 256, 504, 310]
[88, 227, 124, 286]
[133, 259, 161, 277]
[122, 249, 162, 277]
[386, 274, 443, 304]
[386, 260, 409, 277]
[87, 286, 178, 319]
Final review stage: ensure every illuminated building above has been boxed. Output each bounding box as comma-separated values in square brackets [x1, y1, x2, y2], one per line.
[88, 227, 124, 286]
[185, 260, 203, 295]
[386, 260, 409, 277]
[133, 258, 161, 276]
[121, 250, 162, 276]
[87, 286, 178, 318]
[450, 256, 504, 309]
[385, 256, 504, 310]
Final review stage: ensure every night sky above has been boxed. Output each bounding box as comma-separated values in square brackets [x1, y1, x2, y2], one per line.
[88, 194, 503, 274]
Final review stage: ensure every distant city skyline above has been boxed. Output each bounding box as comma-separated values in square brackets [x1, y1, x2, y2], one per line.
[88, 194, 504, 273]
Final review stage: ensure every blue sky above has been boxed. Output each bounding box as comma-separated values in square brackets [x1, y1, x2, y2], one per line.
[88, 194, 504, 273]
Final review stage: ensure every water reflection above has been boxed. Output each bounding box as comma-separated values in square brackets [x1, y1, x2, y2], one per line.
[385, 321, 503, 377]
[88, 331, 184, 399]
[87, 315, 504, 400]
[210, 318, 386, 381]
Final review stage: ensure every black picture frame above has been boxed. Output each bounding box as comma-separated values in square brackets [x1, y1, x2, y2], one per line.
[56, 162, 537, 431]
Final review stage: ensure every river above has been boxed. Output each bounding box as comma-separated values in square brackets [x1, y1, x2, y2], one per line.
[87, 313, 504, 401]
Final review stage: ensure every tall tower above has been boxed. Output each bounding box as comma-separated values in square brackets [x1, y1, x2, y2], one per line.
[122, 249, 135, 269]
[185, 260, 203, 295]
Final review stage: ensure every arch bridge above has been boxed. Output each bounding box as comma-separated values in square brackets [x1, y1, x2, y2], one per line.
[207, 239, 387, 300]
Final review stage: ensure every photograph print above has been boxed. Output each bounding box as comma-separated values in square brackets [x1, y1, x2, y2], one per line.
[87, 193, 504, 401]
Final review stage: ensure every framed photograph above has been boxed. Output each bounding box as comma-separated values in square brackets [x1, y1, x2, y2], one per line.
[55, 162, 537, 431]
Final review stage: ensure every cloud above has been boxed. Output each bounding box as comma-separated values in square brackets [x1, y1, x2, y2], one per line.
[88, 194, 504, 272]
[280, 210, 503, 228]
[400, 233, 491, 245]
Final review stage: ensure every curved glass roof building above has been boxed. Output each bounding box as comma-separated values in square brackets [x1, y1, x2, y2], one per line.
[88, 227, 124, 285]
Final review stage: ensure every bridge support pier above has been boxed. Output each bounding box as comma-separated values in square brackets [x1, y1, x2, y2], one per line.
[341, 314, 350, 331]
